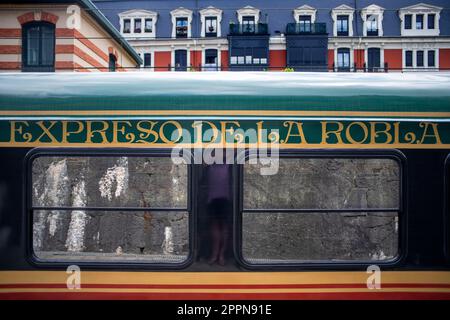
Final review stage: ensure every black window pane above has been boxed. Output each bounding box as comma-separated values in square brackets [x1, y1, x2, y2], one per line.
[299, 15, 312, 32]
[205, 17, 217, 36]
[144, 18, 152, 33]
[26, 26, 40, 66]
[416, 14, 424, 29]
[337, 15, 349, 36]
[23, 22, 55, 71]
[428, 50, 435, 67]
[428, 14, 435, 29]
[123, 19, 131, 33]
[134, 19, 142, 33]
[41, 24, 54, 66]
[405, 14, 412, 29]
[176, 17, 188, 38]
[109, 54, 116, 72]
[417, 50, 424, 67]
[144, 53, 151, 67]
[405, 51, 413, 67]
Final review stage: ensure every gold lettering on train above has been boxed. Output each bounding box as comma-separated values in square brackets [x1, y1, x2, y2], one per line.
[370, 122, 393, 144]
[112, 121, 134, 143]
[62, 121, 84, 144]
[136, 120, 159, 143]
[320, 121, 344, 144]
[4, 120, 445, 147]
[10, 121, 31, 143]
[36, 121, 58, 143]
[159, 120, 183, 144]
[418, 122, 442, 144]
[281, 121, 308, 144]
[86, 121, 109, 143]
[220, 121, 240, 143]
[345, 122, 369, 144]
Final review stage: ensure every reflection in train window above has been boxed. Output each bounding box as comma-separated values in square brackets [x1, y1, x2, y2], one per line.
[242, 157, 400, 264]
[31, 156, 189, 264]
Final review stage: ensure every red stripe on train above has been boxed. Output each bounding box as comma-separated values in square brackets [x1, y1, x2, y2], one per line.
[1, 292, 450, 300]
[1, 283, 450, 289]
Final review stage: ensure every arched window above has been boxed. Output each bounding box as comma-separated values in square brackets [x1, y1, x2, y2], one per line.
[109, 54, 117, 72]
[22, 21, 55, 72]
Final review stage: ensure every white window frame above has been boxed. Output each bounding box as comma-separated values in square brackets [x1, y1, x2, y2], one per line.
[171, 7, 193, 38]
[361, 4, 384, 37]
[399, 3, 441, 36]
[119, 10, 158, 38]
[331, 5, 355, 37]
[136, 50, 155, 71]
[171, 46, 191, 71]
[334, 47, 354, 70]
[202, 46, 222, 71]
[200, 6, 223, 38]
[293, 5, 317, 23]
[402, 47, 439, 70]
[236, 6, 260, 24]
[364, 46, 385, 70]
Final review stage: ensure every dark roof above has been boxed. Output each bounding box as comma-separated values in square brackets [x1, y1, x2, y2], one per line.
[9, 0, 142, 65]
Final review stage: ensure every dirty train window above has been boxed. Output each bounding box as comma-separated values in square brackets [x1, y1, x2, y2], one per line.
[31, 155, 189, 264]
[242, 157, 400, 264]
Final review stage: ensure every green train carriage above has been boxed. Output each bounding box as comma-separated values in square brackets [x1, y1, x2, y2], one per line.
[0, 72, 449, 299]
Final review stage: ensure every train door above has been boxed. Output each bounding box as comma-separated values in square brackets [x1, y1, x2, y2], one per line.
[175, 49, 187, 71]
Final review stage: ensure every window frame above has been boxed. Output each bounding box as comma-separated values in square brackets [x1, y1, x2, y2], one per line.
[336, 15, 349, 36]
[175, 17, 189, 38]
[25, 148, 195, 270]
[22, 21, 55, 72]
[405, 14, 412, 30]
[234, 149, 407, 270]
[205, 16, 218, 37]
[428, 14, 436, 29]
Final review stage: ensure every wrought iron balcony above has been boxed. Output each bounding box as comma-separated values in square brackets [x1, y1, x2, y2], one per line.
[229, 23, 269, 35]
[286, 23, 327, 35]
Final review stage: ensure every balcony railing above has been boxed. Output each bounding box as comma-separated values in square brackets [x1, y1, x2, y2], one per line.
[229, 23, 269, 35]
[286, 23, 327, 35]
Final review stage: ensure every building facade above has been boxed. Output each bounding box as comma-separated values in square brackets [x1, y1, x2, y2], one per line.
[93, 0, 450, 72]
[0, 0, 141, 72]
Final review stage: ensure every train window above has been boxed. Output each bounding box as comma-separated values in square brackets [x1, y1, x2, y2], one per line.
[241, 157, 400, 265]
[30, 155, 189, 264]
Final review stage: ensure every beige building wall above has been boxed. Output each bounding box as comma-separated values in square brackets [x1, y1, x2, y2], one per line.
[0, 4, 138, 72]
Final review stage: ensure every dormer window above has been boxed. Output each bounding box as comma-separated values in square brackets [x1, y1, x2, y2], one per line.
[337, 15, 349, 36]
[405, 14, 412, 29]
[399, 3, 442, 36]
[428, 14, 435, 29]
[176, 17, 188, 38]
[361, 5, 384, 37]
[200, 6, 222, 38]
[331, 5, 354, 37]
[237, 6, 260, 25]
[242, 16, 256, 33]
[299, 15, 312, 32]
[123, 19, 131, 33]
[144, 18, 153, 33]
[416, 14, 424, 29]
[119, 10, 158, 38]
[171, 7, 193, 39]
[205, 17, 217, 37]
[134, 19, 141, 33]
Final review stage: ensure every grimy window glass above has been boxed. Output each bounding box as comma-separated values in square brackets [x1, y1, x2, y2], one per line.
[31, 156, 189, 264]
[242, 158, 400, 264]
